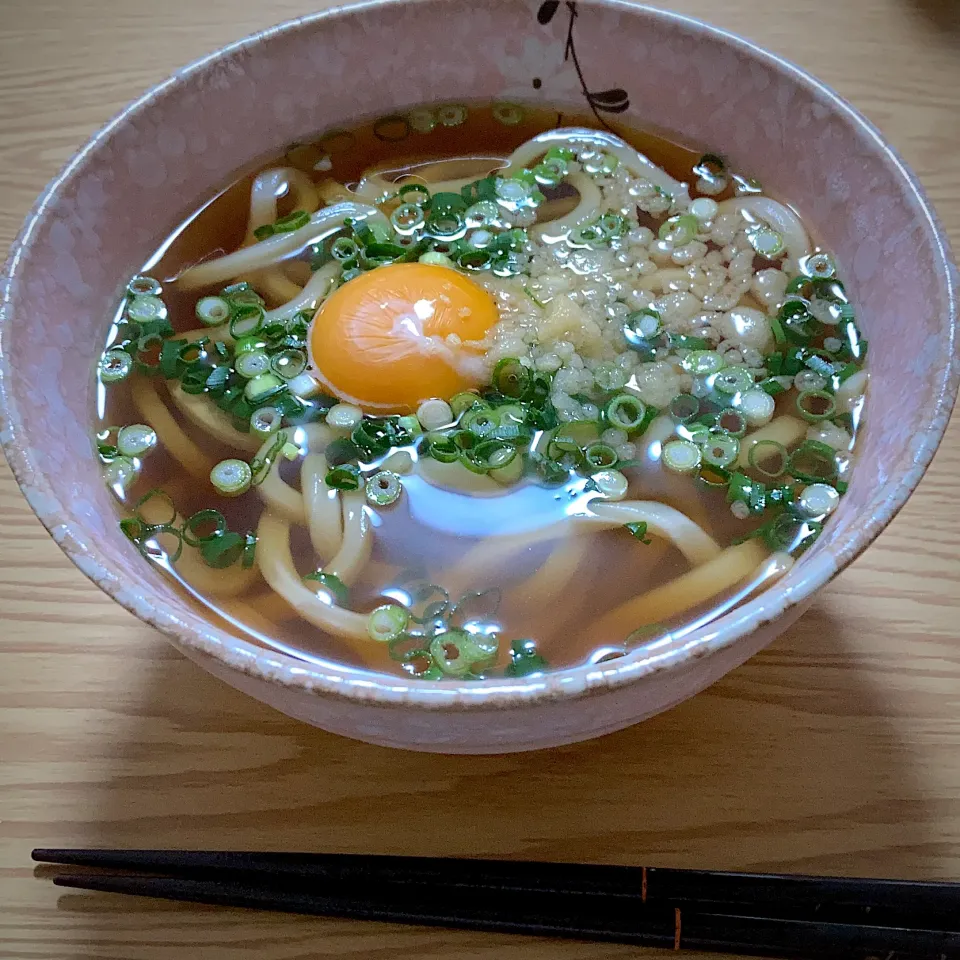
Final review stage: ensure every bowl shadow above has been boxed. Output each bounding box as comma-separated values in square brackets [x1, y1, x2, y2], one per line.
[41, 602, 938, 959]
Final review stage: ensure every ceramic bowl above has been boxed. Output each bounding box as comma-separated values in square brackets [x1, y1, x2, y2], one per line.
[1, 0, 957, 753]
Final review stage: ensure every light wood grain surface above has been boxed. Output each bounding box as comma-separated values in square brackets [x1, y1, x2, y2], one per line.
[3, 1, 960, 957]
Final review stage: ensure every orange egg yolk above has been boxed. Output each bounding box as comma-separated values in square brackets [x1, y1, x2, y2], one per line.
[308, 263, 499, 413]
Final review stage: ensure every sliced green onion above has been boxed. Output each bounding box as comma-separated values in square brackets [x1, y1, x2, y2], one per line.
[331, 236, 361, 262]
[120, 516, 146, 542]
[244, 372, 284, 402]
[697, 463, 731, 488]
[478, 439, 518, 470]
[492, 359, 531, 399]
[552, 420, 600, 453]
[241, 532, 257, 569]
[625, 521, 652, 543]
[662, 439, 702, 474]
[390, 202, 425, 234]
[365, 470, 402, 506]
[568, 224, 603, 246]
[797, 482, 840, 519]
[584, 441, 618, 469]
[737, 388, 776, 427]
[274, 209, 311, 232]
[801, 252, 837, 279]
[99, 348, 134, 383]
[658, 213, 698, 245]
[702, 434, 740, 468]
[712, 367, 754, 396]
[196, 296, 231, 327]
[727, 471, 767, 514]
[103, 456, 139, 494]
[669, 394, 700, 423]
[438, 103, 468, 126]
[270, 348, 307, 380]
[461, 406, 499, 437]
[303, 570, 349, 606]
[495, 179, 533, 204]
[680, 352, 723, 378]
[796, 389, 837, 422]
[624, 309, 662, 347]
[221, 281, 264, 306]
[426, 211, 466, 238]
[286, 372, 321, 398]
[325, 402, 363, 432]
[398, 182, 430, 204]
[465, 200, 500, 227]
[324, 436, 361, 466]
[532, 160, 566, 187]
[210, 459, 252, 496]
[229, 304, 265, 338]
[117, 424, 157, 458]
[325, 463, 361, 490]
[714, 408, 748, 437]
[127, 295, 167, 323]
[605, 393, 646, 432]
[127, 276, 162, 297]
[748, 439, 788, 478]
[597, 214, 627, 238]
[281, 441, 300, 460]
[492, 102, 524, 125]
[505, 638, 548, 677]
[367, 604, 409, 642]
[429, 630, 475, 677]
[590, 468, 629, 500]
[428, 435, 460, 463]
[746, 223, 784, 258]
[788, 440, 838, 483]
[418, 251, 453, 268]
[140, 523, 185, 563]
[250, 406, 282, 438]
[235, 350, 271, 379]
[592, 362, 628, 392]
[690, 197, 719, 222]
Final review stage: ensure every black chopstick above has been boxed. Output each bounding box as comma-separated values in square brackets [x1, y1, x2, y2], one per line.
[32, 849, 960, 929]
[47, 870, 960, 960]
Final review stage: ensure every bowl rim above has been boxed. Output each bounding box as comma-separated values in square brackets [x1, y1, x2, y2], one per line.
[1, 0, 957, 711]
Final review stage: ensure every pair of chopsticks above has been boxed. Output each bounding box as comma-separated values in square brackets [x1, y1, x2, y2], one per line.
[33, 849, 960, 959]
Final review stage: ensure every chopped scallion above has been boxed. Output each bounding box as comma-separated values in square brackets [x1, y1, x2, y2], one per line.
[210, 459, 252, 496]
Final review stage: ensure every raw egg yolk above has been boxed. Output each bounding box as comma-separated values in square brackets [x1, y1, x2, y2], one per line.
[308, 263, 499, 413]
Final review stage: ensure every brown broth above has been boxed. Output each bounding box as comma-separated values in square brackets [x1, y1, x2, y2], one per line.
[97, 101, 860, 678]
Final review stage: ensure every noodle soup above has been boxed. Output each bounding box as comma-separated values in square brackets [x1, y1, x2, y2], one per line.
[95, 101, 867, 681]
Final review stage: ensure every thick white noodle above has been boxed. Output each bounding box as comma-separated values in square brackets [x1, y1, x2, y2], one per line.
[325, 490, 373, 586]
[129, 377, 215, 481]
[264, 261, 339, 323]
[504, 128, 688, 202]
[245, 167, 320, 242]
[448, 500, 721, 595]
[176, 202, 388, 290]
[533, 173, 603, 240]
[301, 453, 343, 563]
[717, 196, 811, 265]
[590, 541, 788, 641]
[256, 512, 370, 642]
[167, 382, 262, 454]
[252, 435, 306, 525]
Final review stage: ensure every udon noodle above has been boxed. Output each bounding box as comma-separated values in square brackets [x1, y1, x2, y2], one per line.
[95, 101, 866, 680]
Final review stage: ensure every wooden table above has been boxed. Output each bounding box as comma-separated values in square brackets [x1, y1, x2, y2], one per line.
[3, 1, 960, 957]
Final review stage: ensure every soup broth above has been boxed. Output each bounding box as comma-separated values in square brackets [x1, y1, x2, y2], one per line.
[95, 101, 867, 680]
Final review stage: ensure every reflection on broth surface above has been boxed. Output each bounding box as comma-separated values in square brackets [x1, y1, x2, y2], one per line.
[95, 101, 867, 681]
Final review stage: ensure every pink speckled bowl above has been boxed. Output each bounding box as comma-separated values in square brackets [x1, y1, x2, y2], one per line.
[1, 1, 956, 753]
